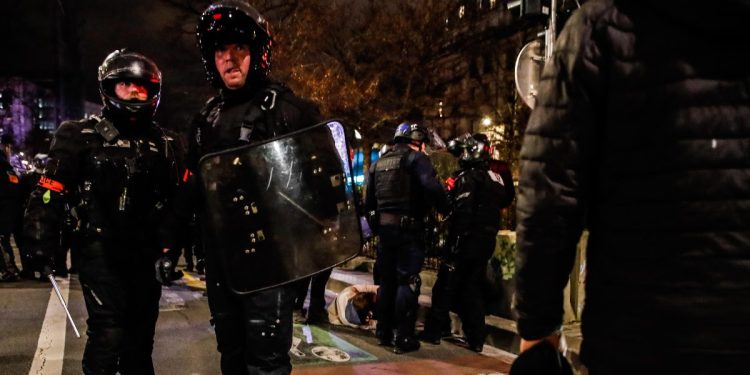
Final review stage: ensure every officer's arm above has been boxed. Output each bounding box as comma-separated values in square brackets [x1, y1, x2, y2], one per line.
[23, 121, 82, 274]
[156, 132, 187, 254]
[514, 7, 601, 351]
[410, 153, 449, 215]
[363, 163, 376, 214]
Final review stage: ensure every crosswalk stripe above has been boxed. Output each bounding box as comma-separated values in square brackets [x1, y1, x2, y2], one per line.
[29, 276, 71, 375]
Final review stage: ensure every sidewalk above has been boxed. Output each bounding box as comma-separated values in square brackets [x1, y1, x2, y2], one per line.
[328, 256, 584, 371]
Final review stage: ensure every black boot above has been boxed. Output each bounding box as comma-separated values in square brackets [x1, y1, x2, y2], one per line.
[394, 336, 420, 354]
[418, 330, 441, 345]
[376, 329, 394, 347]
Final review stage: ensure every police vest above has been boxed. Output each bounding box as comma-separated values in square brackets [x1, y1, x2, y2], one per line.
[374, 147, 415, 214]
[77, 118, 177, 235]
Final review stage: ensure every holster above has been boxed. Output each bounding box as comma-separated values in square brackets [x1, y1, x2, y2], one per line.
[379, 212, 422, 231]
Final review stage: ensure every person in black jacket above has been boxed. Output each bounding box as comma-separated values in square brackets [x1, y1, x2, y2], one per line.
[190, 1, 323, 373]
[420, 133, 513, 353]
[364, 122, 449, 354]
[513, 1, 750, 373]
[0, 135, 21, 281]
[24, 49, 180, 375]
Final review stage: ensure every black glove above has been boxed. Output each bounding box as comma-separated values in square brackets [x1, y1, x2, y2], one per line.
[155, 256, 178, 286]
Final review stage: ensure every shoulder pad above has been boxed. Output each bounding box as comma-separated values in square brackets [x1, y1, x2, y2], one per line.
[81, 117, 100, 130]
[56, 118, 92, 135]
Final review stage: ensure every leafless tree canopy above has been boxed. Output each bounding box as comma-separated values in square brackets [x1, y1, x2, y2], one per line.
[162, 0, 462, 139]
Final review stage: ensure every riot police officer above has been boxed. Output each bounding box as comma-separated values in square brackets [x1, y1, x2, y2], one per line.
[0, 134, 21, 281]
[24, 49, 180, 375]
[420, 133, 514, 352]
[364, 122, 449, 354]
[191, 1, 323, 373]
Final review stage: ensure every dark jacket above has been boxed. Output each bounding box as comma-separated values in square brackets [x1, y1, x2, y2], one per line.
[448, 164, 511, 237]
[514, 0, 750, 372]
[24, 117, 180, 263]
[364, 143, 449, 221]
[0, 153, 21, 233]
[186, 79, 323, 281]
[188, 80, 322, 170]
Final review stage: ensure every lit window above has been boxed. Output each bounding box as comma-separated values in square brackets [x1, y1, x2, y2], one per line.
[458, 5, 465, 18]
[490, 0, 497, 8]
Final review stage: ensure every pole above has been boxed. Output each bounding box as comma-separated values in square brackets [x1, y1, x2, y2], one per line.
[545, 0, 558, 61]
[48, 275, 81, 339]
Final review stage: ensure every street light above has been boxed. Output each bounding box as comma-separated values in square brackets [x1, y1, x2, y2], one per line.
[482, 116, 492, 126]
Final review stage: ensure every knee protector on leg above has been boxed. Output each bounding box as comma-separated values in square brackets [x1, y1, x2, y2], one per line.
[398, 273, 421, 295]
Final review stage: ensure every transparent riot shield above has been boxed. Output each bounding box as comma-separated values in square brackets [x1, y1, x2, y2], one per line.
[199, 121, 361, 294]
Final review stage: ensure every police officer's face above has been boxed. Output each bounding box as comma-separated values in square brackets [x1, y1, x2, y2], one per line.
[114, 81, 149, 101]
[214, 43, 251, 90]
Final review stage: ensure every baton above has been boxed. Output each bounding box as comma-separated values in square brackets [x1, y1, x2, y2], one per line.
[48, 275, 81, 339]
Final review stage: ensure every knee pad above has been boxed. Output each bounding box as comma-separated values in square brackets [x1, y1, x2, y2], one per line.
[398, 274, 421, 294]
[248, 318, 280, 340]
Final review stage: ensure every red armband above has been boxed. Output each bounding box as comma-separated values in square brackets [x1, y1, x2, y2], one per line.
[7, 172, 19, 184]
[182, 168, 193, 183]
[38, 176, 65, 193]
[445, 176, 456, 191]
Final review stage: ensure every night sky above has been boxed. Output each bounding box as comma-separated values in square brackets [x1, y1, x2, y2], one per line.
[3, 0, 214, 129]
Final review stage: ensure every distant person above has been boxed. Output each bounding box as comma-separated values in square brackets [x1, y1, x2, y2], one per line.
[364, 122, 449, 354]
[513, 1, 750, 373]
[327, 284, 378, 329]
[24, 49, 180, 374]
[0, 134, 21, 281]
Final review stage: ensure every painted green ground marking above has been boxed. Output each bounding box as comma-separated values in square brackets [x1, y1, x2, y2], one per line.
[290, 324, 377, 366]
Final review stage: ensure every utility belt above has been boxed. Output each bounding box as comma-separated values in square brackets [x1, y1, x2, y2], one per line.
[378, 212, 422, 231]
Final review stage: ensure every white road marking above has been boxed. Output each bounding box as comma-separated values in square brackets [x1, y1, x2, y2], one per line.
[29, 276, 71, 375]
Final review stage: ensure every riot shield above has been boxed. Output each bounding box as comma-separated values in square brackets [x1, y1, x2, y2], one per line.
[199, 121, 361, 294]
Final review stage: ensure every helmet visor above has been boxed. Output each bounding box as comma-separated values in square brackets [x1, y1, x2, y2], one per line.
[101, 78, 160, 103]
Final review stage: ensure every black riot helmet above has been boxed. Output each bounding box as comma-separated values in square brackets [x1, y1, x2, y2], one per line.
[32, 153, 49, 173]
[97, 49, 161, 121]
[197, 0, 273, 88]
[447, 133, 491, 167]
[393, 122, 428, 145]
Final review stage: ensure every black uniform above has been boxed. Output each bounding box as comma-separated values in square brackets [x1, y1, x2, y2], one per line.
[189, 80, 322, 375]
[364, 143, 449, 350]
[422, 162, 512, 350]
[0, 152, 21, 280]
[24, 117, 179, 374]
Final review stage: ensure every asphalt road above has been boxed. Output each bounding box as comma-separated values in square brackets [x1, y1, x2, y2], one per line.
[0, 271, 514, 375]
